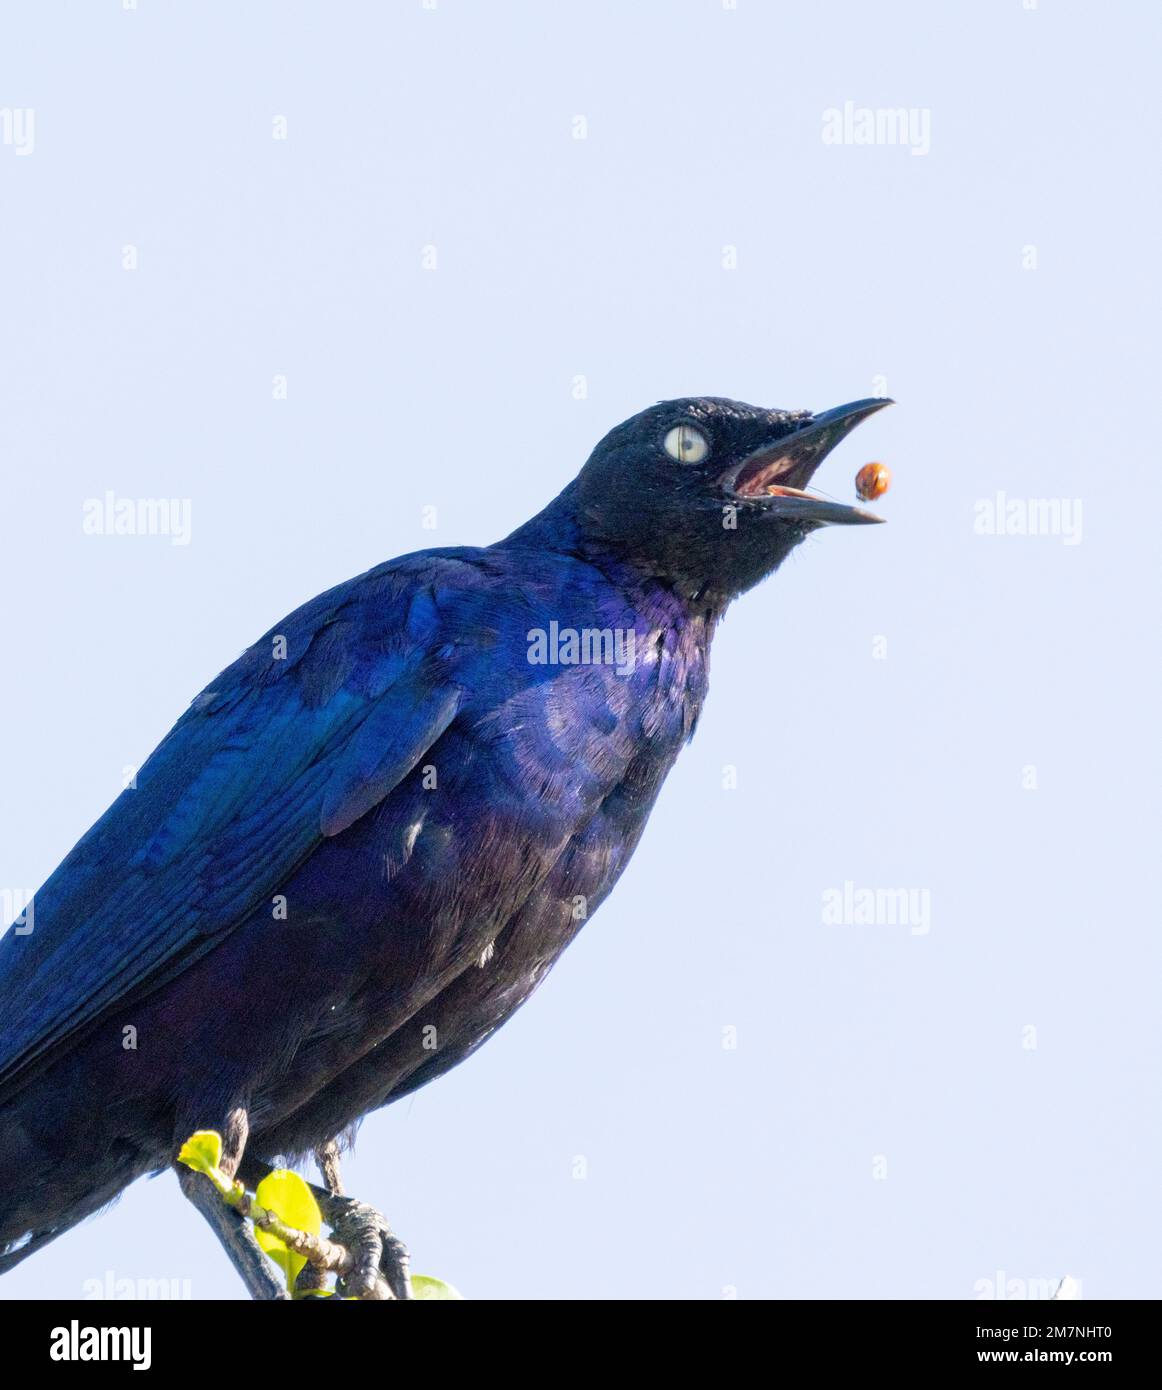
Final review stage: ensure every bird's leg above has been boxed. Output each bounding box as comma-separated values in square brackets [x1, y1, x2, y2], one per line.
[310, 1142, 411, 1301]
[288, 1140, 348, 1294]
[239, 1149, 413, 1301]
[176, 1106, 289, 1301]
[314, 1138, 345, 1196]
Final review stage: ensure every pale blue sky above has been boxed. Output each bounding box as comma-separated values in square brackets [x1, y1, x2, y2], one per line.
[1, 0, 1159, 1299]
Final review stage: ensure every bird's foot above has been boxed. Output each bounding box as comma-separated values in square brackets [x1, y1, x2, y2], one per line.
[316, 1193, 413, 1301]
[239, 1149, 412, 1300]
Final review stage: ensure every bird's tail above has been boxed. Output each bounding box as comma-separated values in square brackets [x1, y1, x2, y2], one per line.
[0, 1079, 158, 1281]
[0, 1159, 140, 1279]
[0, 1159, 151, 1281]
[0, 1224, 70, 1275]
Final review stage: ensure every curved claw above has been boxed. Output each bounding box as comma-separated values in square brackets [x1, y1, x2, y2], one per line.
[323, 1195, 413, 1301]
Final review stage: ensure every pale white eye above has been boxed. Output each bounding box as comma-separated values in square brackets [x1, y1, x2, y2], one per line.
[663, 423, 710, 464]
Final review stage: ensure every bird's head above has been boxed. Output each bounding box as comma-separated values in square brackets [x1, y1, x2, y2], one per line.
[570, 396, 892, 600]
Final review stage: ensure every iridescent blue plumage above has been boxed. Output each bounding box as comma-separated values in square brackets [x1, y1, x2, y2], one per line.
[0, 394, 889, 1269]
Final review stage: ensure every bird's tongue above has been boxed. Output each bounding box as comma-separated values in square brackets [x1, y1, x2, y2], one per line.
[762, 484, 818, 500]
[733, 453, 817, 497]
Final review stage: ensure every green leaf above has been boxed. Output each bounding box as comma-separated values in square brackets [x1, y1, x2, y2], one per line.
[176, 1130, 223, 1177]
[410, 1274, 464, 1300]
[254, 1168, 322, 1292]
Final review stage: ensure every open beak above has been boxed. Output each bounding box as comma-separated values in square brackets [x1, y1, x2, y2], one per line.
[721, 397, 893, 526]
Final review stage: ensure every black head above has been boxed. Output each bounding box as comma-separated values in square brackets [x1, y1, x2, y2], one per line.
[569, 396, 892, 601]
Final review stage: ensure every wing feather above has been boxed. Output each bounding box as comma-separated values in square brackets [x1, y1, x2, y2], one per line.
[0, 557, 469, 1096]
